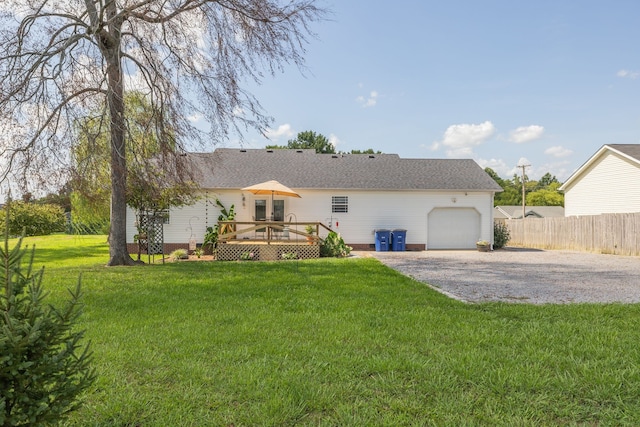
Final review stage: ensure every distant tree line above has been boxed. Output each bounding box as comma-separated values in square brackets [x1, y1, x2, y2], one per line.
[266, 130, 382, 154]
[485, 168, 564, 207]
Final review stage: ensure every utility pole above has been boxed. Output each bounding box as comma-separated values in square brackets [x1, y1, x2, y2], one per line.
[518, 163, 530, 219]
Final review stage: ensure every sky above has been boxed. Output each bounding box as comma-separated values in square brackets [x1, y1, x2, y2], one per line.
[215, 0, 640, 181]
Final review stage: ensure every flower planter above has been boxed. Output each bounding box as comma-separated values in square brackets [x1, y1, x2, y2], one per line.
[476, 244, 490, 252]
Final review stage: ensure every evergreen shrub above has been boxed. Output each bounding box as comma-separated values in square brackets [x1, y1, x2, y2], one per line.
[0, 215, 95, 425]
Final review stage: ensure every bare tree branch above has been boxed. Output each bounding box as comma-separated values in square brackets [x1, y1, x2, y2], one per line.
[0, 0, 327, 265]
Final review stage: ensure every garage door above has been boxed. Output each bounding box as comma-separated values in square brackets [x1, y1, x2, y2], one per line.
[427, 208, 480, 249]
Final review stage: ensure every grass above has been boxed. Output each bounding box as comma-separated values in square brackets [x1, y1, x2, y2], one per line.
[11, 235, 640, 425]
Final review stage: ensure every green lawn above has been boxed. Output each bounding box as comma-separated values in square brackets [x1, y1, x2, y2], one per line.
[14, 235, 640, 425]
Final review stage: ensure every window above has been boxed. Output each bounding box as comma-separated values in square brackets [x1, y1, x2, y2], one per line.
[273, 200, 285, 221]
[254, 200, 266, 220]
[332, 196, 348, 213]
[255, 200, 266, 232]
[140, 209, 170, 224]
[158, 209, 170, 224]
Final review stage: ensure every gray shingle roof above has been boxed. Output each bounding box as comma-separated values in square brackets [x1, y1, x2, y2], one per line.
[495, 205, 565, 219]
[188, 148, 502, 192]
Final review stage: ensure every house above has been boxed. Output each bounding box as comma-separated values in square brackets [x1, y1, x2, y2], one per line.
[126, 148, 503, 252]
[494, 205, 565, 222]
[559, 144, 640, 216]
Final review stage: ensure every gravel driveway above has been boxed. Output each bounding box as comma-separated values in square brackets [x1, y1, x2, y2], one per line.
[362, 248, 640, 304]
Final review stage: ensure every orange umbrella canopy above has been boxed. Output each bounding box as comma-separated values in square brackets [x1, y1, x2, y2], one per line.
[241, 180, 302, 198]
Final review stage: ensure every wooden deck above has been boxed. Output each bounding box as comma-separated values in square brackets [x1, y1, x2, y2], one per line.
[216, 221, 329, 261]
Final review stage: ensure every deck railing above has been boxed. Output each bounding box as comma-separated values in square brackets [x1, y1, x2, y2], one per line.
[216, 221, 331, 244]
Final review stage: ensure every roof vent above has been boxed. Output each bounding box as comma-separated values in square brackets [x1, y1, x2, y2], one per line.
[266, 149, 274, 153]
[368, 155, 375, 159]
[332, 155, 338, 158]
[240, 149, 246, 152]
[296, 150, 303, 153]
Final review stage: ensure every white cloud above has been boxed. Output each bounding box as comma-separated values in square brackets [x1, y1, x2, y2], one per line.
[545, 145, 573, 158]
[617, 69, 640, 79]
[264, 124, 295, 140]
[477, 157, 511, 177]
[356, 90, 378, 108]
[509, 125, 544, 144]
[436, 121, 495, 157]
[478, 157, 572, 181]
[328, 133, 341, 149]
[528, 160, 572, 182]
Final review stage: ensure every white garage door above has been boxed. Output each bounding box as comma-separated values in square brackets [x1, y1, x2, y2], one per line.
[427, 208, 480, 249]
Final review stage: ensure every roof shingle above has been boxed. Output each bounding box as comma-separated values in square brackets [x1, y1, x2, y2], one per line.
[188, 148, 502, 191]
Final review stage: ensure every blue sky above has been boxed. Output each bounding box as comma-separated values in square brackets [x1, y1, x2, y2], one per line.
[221, 0, 640, 181]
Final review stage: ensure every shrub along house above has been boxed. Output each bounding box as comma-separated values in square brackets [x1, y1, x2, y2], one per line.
[126, 148, 502, 255]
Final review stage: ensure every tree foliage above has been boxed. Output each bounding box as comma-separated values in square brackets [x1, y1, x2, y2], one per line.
[267, 130, 335, 153]
[266, 130, 381, 154]
[485, 167, 564, 207]
[349, 148, 382, 154]
[485, 168, 522, 206]
[526, 188, 564, 206]
[71, 91, 200, 227]
[0, 1, 326, 265]
[0, 201, 66, 237]
[536, 172, 560, 190]
[0, 206, 95, 425]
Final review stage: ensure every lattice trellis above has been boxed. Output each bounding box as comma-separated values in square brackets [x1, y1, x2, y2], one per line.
[137, 211, 165, 262]
[217, 243, 319, 261]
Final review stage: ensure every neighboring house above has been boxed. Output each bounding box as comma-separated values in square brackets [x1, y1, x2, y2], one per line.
[126, 148, 502, 251]
[560, 144, 640, 216]
[494, 205, 565, 221]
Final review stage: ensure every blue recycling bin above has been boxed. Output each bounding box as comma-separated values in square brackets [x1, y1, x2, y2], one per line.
[374, 229, 390, 251]
[391, 229, 407, 251]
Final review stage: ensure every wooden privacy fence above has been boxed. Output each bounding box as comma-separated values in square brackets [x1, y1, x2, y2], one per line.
[505, 213, 640, 256]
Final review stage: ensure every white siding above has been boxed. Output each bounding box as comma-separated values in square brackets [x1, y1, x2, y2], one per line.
[126, 190, 243, 245]
[564, 152, 640, 216]
[127, 189, 495, 248]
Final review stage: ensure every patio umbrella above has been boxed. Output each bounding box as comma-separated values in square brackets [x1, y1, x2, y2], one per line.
[241, 180, 301, 220]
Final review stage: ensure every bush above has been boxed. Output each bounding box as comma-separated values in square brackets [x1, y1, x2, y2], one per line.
[320, 231, 352, 258]
[203, 225, 219, 253]
[494, 221, 511, 249]
[0, 201, 66, 236]
[0, 224, 95, 425]
[169, 248, 189, 261]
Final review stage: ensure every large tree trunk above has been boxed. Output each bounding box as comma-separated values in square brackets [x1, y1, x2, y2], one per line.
[104, 32, 135, 266]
